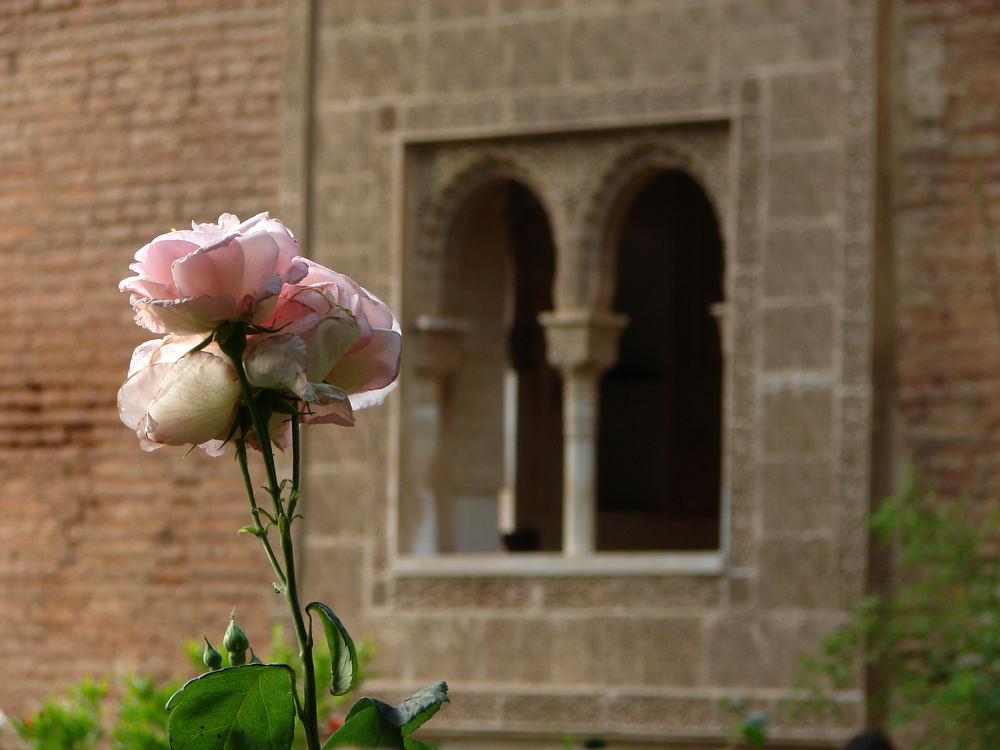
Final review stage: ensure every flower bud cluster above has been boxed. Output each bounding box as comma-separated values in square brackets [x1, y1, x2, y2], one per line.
[203, 614, 254, 670]
[117, 213, 401, 454]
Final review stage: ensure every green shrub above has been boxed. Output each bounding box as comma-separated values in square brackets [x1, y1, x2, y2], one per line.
[2, 627, 376, 750]
[797, 473, 1000, 749]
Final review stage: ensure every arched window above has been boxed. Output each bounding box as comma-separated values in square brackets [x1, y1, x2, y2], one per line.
[597, 169, 724, 551]
[432, 179, 562, 553]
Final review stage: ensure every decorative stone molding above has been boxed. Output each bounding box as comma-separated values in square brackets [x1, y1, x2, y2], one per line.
[539, 309, 627, 378]
[578, 134, 730, 311]
[410, 151, 558, 318]
[410, 315, 472, 377]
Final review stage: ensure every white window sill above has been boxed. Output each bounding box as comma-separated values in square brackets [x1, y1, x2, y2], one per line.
[392, 551, 724, 578]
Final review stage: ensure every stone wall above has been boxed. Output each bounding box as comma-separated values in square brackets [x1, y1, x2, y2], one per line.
[0, 0, 284, 713]
[296, 1, 877, 746]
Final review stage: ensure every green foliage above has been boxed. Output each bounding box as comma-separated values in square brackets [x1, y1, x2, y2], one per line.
[266, 625, 378, 746]
[166, 665, 297, 750]
[717, 698, 768, 749]
[10, 679, 106, 750]
[324, 682, 449, 750]
[305, 603, 358, 697]
[797, 474, 1000, 749]
[4, 628, 379, 750]
[111, 676, 176, 750]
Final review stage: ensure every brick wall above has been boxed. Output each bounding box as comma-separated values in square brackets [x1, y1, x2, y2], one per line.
[0, 0, 284, 713]
[9, 0, 992, 745]
[894, 0, 1000, 504]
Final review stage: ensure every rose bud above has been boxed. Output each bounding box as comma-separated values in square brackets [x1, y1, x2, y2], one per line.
[202, 637, 223, 671]
[224, 614, 250, 666]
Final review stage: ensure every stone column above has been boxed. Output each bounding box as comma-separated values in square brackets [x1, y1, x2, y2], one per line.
[540, 310, 627, 556]
[406, 315, 470, 555]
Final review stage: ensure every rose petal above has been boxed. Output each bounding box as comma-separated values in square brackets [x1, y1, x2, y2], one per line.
[125, 238, 200, 290]
[132, 295, 237, 335]
[301, 383, 354, 426]
[245, 334, 309, 397]
[300, 312, 361, 382]
[119, 361, 171, 431]
[325, 328, 401, 399]
[144, 352, 241, 446]
[172, 237, 247, 301]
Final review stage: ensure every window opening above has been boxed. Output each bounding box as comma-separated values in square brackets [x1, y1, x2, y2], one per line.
[435, 179, 561, 553]
[597, 169, 724, 551]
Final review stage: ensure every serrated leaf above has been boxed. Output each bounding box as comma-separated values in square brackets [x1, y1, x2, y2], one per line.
[306, 602, 358, 696]
[166, 664, 296, 750]
[324, 682, 448, 750]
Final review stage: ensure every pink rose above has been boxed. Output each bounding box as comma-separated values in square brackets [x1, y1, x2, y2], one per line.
[119, 213, 402, 452]
[244, 260, 402, 425]
[118, 336, 242, 455]
[119, 213, 308, 335]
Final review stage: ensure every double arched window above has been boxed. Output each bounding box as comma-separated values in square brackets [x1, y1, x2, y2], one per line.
[403, 152, 725, 558]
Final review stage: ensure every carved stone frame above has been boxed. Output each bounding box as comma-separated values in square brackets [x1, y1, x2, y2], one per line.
[394, 119, 738, 575]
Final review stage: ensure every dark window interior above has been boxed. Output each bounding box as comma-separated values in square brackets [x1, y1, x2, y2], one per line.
[597, 169, 724, 551]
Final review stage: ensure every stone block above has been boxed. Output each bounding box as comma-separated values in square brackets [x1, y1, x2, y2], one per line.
[426, 27, 503, 93]
[479, 616, 558, 683]
[301, 463, 377, 536]
[502, 20, 565, 88]
[588, 616, 703, 687]
[761, 459, 836, 534]
[402, 98, 506, 131]
[762, 303, 834, 370]
[633, 6, 713, 77]
[767, 148, 841, 219]
[759, 537, 837, 609]
[403, 614, 485, 682]
[392, 577, 540, 610]
[605, 694, 722, 730]
[721, 25, 799, 71]
[312, 109, 375, 174]
[705, 613, 832, 688]
[546, 617, 592, 685]
[358, 0, 421, 24]
[317, 29, 419, 100]
[497, 0, 563, 12]
[316, 1, 358, 27]
[762, 387, 833, 456]
[727, 575, 754, 607]
[501, 692, 606, 728]
[431, 689, 501, 724]
[538, 576, 722, 610]
[300, 540, 367, 617]
[568, 14, 635, 83]
[769, 70, 842, 144]
[763, 224, 838, 297]
[796, 0, 842, 62]
[427, 0, 491, 19]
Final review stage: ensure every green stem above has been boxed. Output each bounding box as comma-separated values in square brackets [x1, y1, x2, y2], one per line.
[235, 438, 286, 588]
[230, 360, 283, 510]
[277, 483, 321, 750]
[223, 334, 321, 750]
[289, 418, 301, 518]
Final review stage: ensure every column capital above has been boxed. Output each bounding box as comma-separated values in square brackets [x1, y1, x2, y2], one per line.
[410, 315, 472, 377]
[539, 309, 627, 376]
